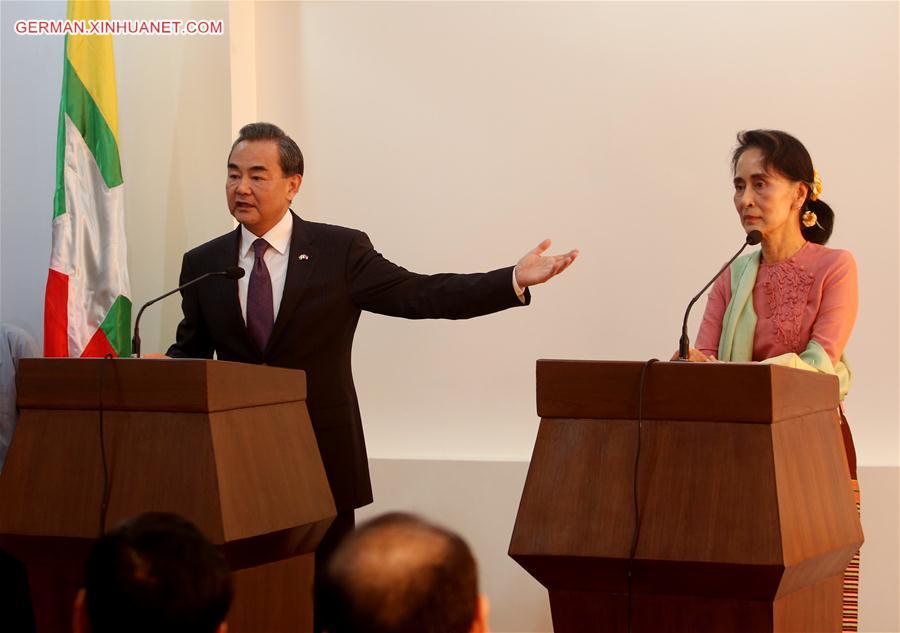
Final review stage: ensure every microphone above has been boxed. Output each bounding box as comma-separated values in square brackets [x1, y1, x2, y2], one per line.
[131, 267, 245, 358]
[677, 230, 761, 360]
[222, 266, 246, 280]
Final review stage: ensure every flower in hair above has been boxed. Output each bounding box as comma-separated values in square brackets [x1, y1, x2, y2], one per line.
[809, 170, 823, 201]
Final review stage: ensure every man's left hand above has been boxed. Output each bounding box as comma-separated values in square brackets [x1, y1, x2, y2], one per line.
[514, 239, 579, 288]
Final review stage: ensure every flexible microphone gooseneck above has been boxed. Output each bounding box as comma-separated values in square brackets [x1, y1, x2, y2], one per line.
[131, 266, 245, 358]
[677, 230, 762, 360]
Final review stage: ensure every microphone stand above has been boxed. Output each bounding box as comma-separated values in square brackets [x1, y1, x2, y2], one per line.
[132, 268, 244, 358]
[678, 231, 761, 360]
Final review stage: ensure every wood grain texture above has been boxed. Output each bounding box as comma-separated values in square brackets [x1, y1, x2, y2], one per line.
[771, 412, 863, 597]
[0, 359, 331, 633]
[210, 403, 336, 542]
[511, 555, 782, 600]
[510, 418, 638, 559]
[773, 574, 843, 632]
[546, 574, 842, 633]
[229, 554, 315, 633]
[512, 360, 861, 633]
[549, 589, 774, 633]
[510, 418, 782, 568]
[0, 411, 107, 537]
[15, 358, 307, 412]
[535, 360, 838, 423]
[100, 411, 226, 541]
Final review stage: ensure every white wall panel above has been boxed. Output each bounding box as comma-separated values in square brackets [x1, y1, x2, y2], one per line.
[250, 1, 898, 466]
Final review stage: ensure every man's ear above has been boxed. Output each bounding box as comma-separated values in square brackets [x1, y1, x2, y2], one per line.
[287, 174, 302, 199]
[72, 588, 89, 633]
[470, 594, 490, 633]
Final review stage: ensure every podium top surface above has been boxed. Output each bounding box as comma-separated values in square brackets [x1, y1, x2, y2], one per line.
[17, 358, 306, 413]
[537, 360, 840, 424]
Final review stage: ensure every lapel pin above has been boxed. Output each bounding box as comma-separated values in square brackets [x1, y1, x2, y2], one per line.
[298, 254, 309, 261]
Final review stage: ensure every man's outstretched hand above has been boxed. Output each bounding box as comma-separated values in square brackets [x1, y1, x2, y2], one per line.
[514, 239, 579, 288]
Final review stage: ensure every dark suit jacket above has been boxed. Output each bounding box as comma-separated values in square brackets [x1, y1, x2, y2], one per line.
[167, 211, 530, 510]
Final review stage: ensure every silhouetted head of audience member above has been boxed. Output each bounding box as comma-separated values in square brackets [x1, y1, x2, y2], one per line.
[318, 512, 489, 633]
[73, 512, 232, 633]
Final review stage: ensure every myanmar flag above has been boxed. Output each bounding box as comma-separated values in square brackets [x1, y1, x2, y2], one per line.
[44, 0, 131, 358]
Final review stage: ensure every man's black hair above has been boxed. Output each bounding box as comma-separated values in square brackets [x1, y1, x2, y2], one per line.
[83, 512, 232, 633]
[230, 122, 304, 176]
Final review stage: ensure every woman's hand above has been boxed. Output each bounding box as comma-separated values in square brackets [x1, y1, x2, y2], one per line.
[669, 348, 716, 362]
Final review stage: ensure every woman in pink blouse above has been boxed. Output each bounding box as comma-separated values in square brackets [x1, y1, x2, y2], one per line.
[686, 129, 860, 632]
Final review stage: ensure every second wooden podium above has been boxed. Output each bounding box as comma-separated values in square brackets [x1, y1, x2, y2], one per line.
[0, 358, 336, 633]
[510, 360, 863, 633]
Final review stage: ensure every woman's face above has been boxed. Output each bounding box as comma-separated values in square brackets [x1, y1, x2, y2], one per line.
[732, 147, 806, 239]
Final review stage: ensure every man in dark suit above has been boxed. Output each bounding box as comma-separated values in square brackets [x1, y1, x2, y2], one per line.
[166, 122, 577, 613]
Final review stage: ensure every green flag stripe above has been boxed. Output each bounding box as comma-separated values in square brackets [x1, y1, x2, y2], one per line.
[99, 295, 132, 357]
[52, 53, 69, 219]
[53, 50, 123, 219]
[53, 52, 124, 218]
[64, 55, 123, 188]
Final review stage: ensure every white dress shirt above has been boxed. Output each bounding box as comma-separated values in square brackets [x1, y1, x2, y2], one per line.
[237, 210, 293, 323]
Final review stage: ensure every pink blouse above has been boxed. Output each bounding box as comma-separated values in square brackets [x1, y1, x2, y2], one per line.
[695, 242, 858, 364]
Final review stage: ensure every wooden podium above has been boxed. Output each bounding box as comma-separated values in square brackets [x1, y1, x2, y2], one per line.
[509, 360, 863, 633]
[0, 358, 336, 633]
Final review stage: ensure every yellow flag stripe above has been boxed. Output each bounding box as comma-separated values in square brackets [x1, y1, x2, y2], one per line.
[65, 0, 119, 142]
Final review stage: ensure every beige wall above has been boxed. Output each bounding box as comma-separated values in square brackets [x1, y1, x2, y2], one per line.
[114, 1, 233, 355]
[246, 1, 899, 468]
[4, 1, 894, 464]
[243, 6, 899, 629]
[1, 2, 897, 631]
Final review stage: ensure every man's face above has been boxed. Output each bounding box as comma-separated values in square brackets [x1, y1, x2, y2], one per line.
[226, 139, 302, 237]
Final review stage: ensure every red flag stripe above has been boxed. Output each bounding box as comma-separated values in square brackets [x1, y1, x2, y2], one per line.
[81, 325, 115, 358]
[44, 269, 69, 356]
